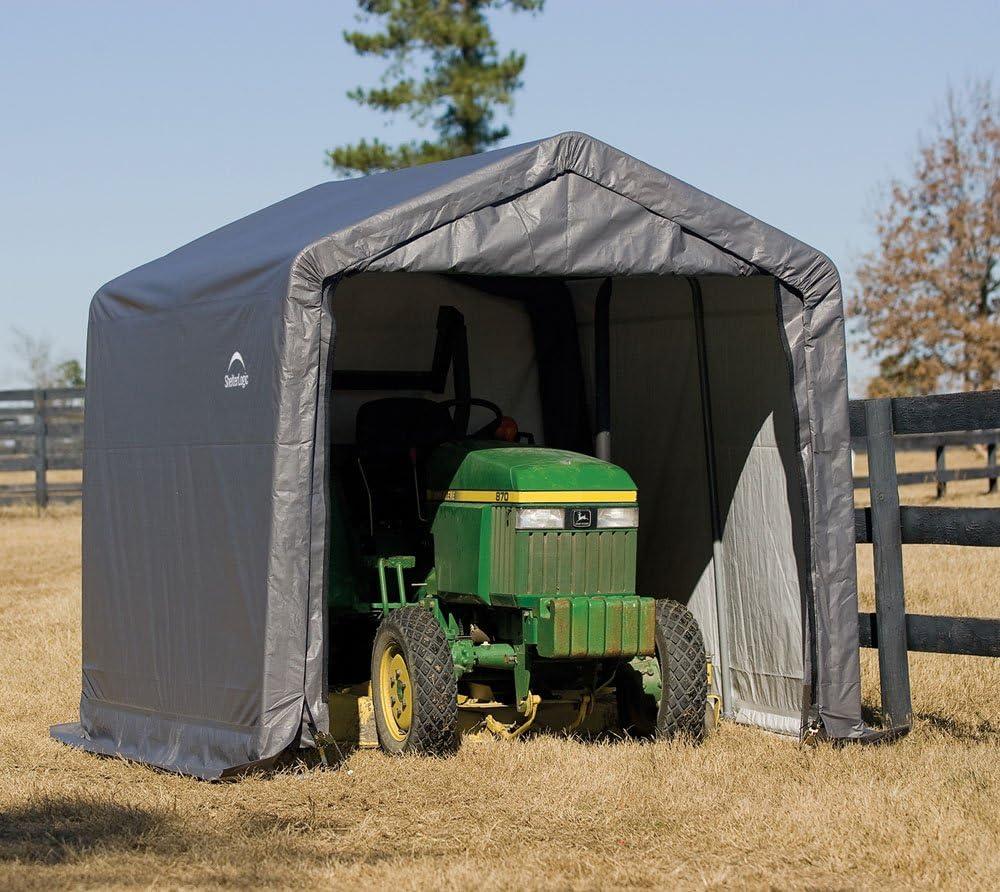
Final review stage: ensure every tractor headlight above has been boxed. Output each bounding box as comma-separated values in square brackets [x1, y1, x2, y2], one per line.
[597, 506, 639, 528]
[515, 507, 566, 530]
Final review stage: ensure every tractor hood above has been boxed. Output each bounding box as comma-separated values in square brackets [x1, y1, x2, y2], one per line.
[427, 442, 636, 500]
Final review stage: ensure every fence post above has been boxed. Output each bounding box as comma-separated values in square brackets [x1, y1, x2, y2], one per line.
[988, 441, 997, 495]
[865, 398, 912, 729]
[34, 389, 48, 510]
[935, 444, 946, 498]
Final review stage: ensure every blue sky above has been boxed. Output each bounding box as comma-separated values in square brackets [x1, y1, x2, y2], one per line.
[1, 0, 997, 391]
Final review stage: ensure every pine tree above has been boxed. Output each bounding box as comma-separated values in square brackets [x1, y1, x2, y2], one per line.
[850, 80, 999, 396]
[328, 0, 544, 176]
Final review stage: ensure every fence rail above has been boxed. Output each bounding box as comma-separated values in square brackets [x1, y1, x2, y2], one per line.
[0, 387, 85, 507]
[850, 389, 1000, 734]
[852, 429, 999, 495]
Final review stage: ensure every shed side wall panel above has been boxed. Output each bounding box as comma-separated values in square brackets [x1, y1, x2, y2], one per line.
[63, 295, 282, 777]
[702, 276, 806, 734]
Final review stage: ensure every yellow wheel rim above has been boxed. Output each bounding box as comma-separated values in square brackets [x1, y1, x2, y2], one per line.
[378, 642, 412, 742]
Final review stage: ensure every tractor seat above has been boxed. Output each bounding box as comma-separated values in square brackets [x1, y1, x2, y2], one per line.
[354, 398, 456, 531]
[355, 397, 456, 455]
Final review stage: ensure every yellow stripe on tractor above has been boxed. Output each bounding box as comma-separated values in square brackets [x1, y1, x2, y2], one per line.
[430, 489, 638, 504]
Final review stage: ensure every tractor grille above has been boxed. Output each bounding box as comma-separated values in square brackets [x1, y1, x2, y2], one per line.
[490, 508, 636, 596]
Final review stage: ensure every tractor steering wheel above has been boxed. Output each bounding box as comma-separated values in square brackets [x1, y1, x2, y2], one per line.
[438, 397, 504, 438]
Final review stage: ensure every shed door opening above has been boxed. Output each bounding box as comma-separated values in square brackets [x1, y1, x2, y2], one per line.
[326, 271, 809, 735]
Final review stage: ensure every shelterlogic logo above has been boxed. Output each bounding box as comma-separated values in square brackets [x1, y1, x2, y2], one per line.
[224, 351, 250, 389]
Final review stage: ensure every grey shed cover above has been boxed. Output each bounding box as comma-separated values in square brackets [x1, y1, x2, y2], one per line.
[52, 132, 865, 778]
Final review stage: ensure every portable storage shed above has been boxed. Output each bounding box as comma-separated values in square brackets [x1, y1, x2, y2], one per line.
[53, 132, 865, 778]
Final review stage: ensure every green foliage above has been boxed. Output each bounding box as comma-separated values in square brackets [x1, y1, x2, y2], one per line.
[328, 0, 544, 176]
[56, 359, 85, 388]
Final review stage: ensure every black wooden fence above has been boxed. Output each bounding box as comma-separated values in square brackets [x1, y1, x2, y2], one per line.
[850, 390, 1000, 733]
[852, 429, 999, 495]
[0, 387, 84, 506]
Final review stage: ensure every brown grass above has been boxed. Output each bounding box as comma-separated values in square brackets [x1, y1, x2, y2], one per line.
[1, 477, 998, 889]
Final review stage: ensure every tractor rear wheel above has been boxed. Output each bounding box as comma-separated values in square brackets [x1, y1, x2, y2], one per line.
[371, 606, 458, 755]
[617, 598, 707, 741]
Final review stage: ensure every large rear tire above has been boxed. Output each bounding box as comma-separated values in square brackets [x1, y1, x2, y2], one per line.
[617, 598, 707, 741]
[371, 606, 458, 755]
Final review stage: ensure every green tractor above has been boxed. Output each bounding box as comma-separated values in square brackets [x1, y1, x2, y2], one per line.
[328, 304, 708, 754]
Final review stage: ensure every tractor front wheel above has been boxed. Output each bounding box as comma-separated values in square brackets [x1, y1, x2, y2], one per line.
[371, 606, 458, 755]
[617, 598, 707, 741]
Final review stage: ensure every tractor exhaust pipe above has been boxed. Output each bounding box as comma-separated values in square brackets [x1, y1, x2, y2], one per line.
[595, 278, 612, 461]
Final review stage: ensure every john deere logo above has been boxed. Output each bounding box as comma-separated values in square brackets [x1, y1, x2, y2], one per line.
[224, 351, 249, 389]
[571, 508, 592, 529]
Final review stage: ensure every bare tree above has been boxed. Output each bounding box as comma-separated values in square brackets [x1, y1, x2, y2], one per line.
[849, 80, 999, 396]
[10, 328, 58, 388]
[8, 329, 84, 388]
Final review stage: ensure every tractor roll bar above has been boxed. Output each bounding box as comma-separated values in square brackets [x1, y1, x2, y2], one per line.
[331, 305, 471, 435]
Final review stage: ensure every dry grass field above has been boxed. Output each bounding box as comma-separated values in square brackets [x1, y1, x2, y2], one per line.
[1, 457, 997, 890]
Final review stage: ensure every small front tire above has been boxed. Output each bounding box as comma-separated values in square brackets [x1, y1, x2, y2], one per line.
[371, 606, 458, 755]
[617, 598, 708, 741]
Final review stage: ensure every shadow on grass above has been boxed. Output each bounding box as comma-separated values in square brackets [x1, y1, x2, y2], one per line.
[0, 795, 349, 883]
[917, 711, 997, 742]
[0, 796, 174, 864]
[862, 699, 996, 743]
[860, 700, 885, 728]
